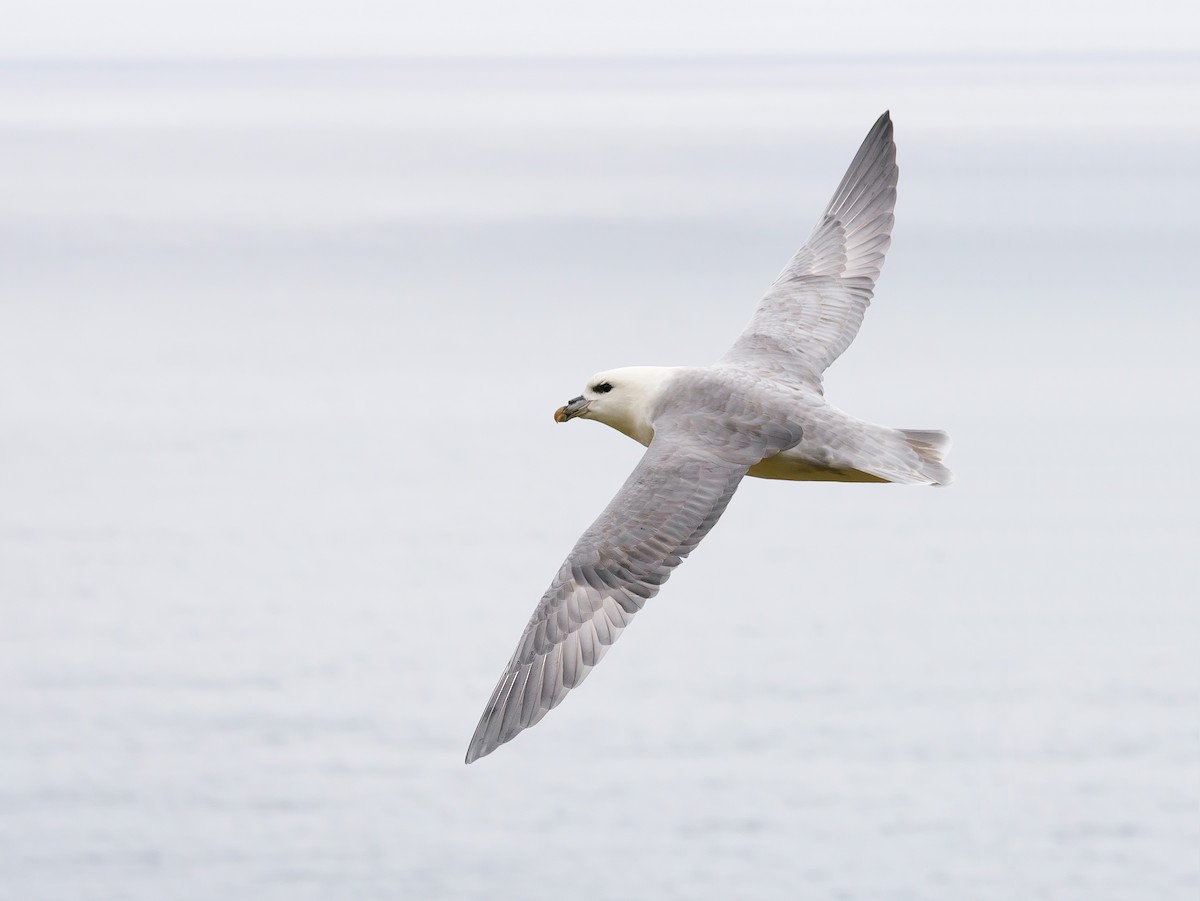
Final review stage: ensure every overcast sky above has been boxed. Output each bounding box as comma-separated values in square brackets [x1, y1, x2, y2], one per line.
[4, 0, 1198, 59]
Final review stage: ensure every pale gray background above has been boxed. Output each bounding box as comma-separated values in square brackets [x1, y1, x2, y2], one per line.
[1, 4, 1198, 900]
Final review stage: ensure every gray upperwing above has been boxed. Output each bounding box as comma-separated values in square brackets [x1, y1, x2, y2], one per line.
[720, 111, 898, 393]
[464, 436, 747, 763]
[465, 382, 804, 763]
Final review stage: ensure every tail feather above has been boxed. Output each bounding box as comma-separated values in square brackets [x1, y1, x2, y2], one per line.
[900, 429, 953, 485]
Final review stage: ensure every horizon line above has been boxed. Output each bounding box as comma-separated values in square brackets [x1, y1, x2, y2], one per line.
[1, 49, 1198, 68]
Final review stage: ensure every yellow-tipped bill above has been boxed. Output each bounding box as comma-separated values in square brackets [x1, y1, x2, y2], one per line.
[554, 395, 590, 422]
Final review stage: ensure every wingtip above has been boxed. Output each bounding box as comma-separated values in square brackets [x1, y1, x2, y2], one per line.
[464, 722, 497, 764]
[464, 735, 501, 764]
[874, 109, 894, 139]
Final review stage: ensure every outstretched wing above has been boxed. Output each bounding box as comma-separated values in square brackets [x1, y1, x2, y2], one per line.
[465, 437, 744, 764]
[720, 111, 898, 393]
[465, 388, 803, 763]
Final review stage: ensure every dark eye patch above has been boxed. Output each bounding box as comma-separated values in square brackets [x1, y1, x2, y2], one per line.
[594, 382, 613, 394]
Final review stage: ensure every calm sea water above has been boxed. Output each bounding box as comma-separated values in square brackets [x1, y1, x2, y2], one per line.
[1, 56, 1197, 900]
